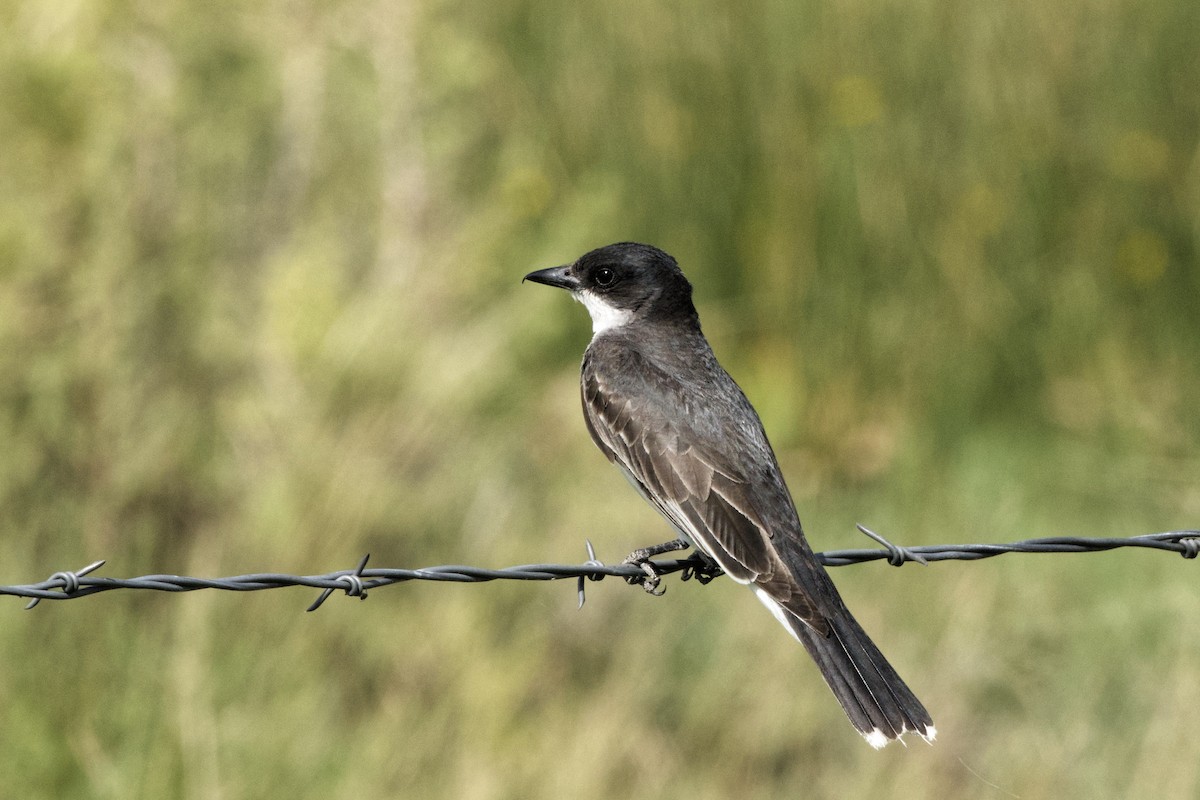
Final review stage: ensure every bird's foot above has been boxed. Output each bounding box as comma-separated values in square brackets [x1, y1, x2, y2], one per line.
[679, 551, 724, 585]
[629, 560, 667, 595]
[621, 538, 689, 596]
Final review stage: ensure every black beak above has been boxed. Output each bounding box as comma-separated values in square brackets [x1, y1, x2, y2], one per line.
[522, 265, 580, 291]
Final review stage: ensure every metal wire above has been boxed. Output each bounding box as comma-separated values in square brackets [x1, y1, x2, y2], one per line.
[3, 527, 1196, 612]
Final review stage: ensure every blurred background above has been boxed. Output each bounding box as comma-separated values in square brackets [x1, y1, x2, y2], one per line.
[2, 0, 1198, 797]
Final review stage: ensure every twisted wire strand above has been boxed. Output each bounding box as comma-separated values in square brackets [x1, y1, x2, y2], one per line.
[4, 528, 1196, 611]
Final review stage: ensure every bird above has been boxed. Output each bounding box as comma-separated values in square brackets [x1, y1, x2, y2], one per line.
[523, 242, 935, 748]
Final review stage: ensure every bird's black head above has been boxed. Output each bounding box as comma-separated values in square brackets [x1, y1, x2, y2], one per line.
[523, 242, 698, 334]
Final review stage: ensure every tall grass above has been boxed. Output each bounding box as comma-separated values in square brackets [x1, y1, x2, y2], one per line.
[1, 0, 1197, 796]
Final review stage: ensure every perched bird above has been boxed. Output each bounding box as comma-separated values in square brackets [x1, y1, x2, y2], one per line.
[524, 242, 934, 748]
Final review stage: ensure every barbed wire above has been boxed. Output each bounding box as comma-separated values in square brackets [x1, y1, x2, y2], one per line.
[3, 527, 1196, 612]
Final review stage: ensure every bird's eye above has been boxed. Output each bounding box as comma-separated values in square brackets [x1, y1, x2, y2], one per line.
[594, 267, 616, 287]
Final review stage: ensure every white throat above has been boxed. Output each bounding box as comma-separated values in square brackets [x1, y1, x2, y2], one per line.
[576, 290, 634, 335]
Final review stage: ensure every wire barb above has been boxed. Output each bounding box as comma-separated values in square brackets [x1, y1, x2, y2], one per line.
[3, 530, 1197, 607]
[855, 524, 929, 567]
[577, 539, 605, 609]
[24, 560, 107, 610]
[306, 554, 371, 612]
[1180, 537, 1199, 559]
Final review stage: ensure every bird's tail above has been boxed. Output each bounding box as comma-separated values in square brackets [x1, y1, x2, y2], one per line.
[783, 603, 935, 748]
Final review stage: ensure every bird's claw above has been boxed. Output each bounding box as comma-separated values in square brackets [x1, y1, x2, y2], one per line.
[680, 554, 723, 584]
[622, 553, 667, 596]
[621, 539, 689, 596]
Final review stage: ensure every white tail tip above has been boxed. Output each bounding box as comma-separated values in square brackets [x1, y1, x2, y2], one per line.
[863, 724, 937, 749]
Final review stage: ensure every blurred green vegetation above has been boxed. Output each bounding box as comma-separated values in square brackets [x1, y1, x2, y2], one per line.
[2, 0, 1198, 797]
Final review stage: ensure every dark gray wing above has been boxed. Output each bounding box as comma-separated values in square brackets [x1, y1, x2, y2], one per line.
[581, 348, 831, 636]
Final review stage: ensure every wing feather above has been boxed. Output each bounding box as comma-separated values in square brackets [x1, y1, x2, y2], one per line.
[582, 351, 830, 635]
